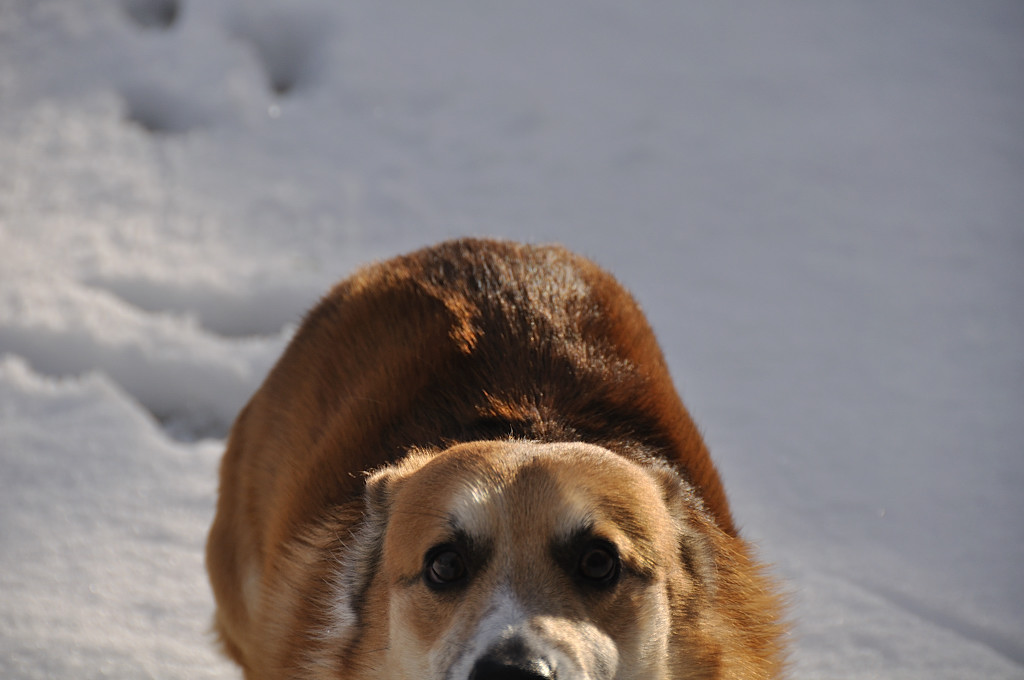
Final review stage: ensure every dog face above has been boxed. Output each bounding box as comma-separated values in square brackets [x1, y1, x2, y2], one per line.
[348, 440, 711, 680]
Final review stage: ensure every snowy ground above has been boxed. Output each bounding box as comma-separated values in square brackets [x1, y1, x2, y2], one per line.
[2, 1, 1022, 678]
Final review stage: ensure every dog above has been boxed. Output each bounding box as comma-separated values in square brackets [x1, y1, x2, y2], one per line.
[206, 238, 787, 679]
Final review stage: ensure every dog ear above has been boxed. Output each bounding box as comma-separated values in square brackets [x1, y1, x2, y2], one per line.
[362, 449, 435, 519]
[326, 450, 436, 639]
[643, 459, 717, 592]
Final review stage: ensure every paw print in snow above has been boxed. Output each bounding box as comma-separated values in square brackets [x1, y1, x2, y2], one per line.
[227, 7, 334, 97]
[121, 0, 180, 30]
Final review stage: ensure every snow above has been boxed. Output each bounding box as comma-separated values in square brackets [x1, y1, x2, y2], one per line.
[1, 0, 1022, 677]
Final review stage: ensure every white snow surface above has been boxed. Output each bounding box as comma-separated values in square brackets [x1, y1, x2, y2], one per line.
[2, 1, 1022, 677]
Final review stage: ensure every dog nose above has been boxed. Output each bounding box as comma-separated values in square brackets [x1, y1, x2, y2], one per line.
[467, 634, 558, 680]
[468, 656, 555, 680]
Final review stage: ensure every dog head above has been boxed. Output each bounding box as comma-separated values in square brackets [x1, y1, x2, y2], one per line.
[332, 440, 717, 680]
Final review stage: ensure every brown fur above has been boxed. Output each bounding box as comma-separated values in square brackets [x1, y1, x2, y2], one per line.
[206, 238, 787, 678]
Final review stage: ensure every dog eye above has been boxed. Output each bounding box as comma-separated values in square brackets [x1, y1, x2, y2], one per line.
[425, 546, 468, 588]
[578, 541, 620, 586]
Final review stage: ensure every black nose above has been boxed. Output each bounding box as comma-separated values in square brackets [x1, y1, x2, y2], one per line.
[468, 656, 555, 680]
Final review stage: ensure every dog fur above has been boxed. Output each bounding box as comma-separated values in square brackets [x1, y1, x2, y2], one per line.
[206, 238, 787, 679]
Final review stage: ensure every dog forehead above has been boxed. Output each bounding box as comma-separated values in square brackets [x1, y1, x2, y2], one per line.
[398, 441, 666, 540]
